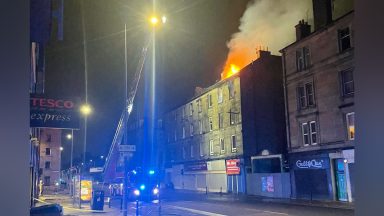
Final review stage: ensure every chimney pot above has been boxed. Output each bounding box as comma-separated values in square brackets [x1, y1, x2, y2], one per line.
[295, 20, 311, 41]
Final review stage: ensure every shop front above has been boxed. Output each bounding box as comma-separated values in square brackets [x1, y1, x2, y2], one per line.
[290, 153, 333, 200]
[226, 158, 246, 194]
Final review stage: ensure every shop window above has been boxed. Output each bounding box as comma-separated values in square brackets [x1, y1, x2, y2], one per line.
[341, 69, 354, 96]
[346, 112, 355, 140]
[297, 82, 315, 109]
[338, 27, 351, 52]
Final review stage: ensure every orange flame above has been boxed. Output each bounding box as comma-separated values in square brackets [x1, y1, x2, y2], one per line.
[221, 53, 249, 80]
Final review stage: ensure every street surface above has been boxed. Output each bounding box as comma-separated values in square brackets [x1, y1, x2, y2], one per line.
[37, 190, 354, 216]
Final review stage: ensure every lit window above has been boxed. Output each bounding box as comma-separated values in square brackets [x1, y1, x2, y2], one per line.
[220, 138, 225, 154]
[338, 27, 351, 52]
[346, 112, 355, 140]
[209, 140, 214, 155]
[199, 120, 203, 134]
[200, 142, 204, 157]
[230, 110, 238, 125]
[231, 135, 237, 152]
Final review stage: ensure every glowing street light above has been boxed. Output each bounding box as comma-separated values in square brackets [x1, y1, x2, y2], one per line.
[60, 146, 64, 151]
[149, 15, 167, 27]
[80, 104, 92, 116]
[66, 134, 72, 140]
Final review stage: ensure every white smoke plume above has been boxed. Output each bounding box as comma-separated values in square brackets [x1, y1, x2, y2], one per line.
[222, 0, 313, 79]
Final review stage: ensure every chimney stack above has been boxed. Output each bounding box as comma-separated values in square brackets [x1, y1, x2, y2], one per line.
[312, 0, 333, 30]
[295, 20, 311, 41]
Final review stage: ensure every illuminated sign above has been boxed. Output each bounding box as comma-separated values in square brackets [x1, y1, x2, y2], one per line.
[30, 94, 80, 129]
[294, 158, 329, 169]
[80, 180, 92, 201]
[226, 159, 240, 175]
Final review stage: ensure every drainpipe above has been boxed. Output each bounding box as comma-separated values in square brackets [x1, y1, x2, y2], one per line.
[281, 50, 293, 199]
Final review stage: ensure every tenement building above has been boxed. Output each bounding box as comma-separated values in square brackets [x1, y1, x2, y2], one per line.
[162, 50, 286, 194]
[280, 0, 354, 202]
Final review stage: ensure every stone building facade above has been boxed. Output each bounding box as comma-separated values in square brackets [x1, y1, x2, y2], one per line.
[280, 2, 354, 202]
[39, 128, 62, 193]
[162, 50, 286, 194]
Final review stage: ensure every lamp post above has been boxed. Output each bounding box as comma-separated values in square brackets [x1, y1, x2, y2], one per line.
[66, 132, 74, 199]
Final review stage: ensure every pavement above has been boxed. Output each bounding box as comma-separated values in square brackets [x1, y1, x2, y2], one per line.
[32, 189, 354, 216]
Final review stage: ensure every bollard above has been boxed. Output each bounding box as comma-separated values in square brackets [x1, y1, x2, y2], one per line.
[205, 186, 208, 195]
[136, 200, 139, 216]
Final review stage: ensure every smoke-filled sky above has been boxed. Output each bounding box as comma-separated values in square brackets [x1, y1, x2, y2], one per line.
[222, 0, 313, 79]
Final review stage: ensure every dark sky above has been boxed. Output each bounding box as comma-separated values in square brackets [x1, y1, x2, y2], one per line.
[44, 0, 251, 167]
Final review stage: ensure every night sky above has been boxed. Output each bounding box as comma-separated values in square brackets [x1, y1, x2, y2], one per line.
[44, 0, 251, 167]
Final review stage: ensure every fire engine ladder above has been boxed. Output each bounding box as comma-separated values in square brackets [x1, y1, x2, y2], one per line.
[104, 37, 151, 174]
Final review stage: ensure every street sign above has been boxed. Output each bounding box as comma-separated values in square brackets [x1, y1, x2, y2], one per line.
[89, 167, 104, 173]
[118, 145, 136, 152]
[226, 159, 241, 175]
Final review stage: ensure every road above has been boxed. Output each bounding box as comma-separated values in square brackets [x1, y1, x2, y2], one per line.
[38, 190, 354, 216]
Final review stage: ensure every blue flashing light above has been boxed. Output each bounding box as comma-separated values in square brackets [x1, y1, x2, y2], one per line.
[140, 184, 145, 190]
[149, 170, 155, 175]
[132, 170, 137, 175]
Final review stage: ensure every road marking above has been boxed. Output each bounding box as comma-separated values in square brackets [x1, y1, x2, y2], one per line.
[262, 210, 290, 215]
[168, 205, 227, 216]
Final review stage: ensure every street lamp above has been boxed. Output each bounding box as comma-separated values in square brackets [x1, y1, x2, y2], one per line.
[66, 132, 74, 199]
[60, 146, 64, 151]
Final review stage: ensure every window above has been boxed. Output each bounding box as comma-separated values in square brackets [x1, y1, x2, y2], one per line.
[199, 120, 203, 134]
[218, 88, 223, 103]
[182, 127, 185, 139]
[190, 124, 194, 136]
[296, 46, 310, 71]
[209, 117, 213, 131]
[45, 161, 51, 169]
[46, 134, 52, 142]
[219, 113, 224, 128]
[346, 112, 355, 140]
[302, 121, 317, 146]
[190, 144, 194, 158]
[208, 94, 212, 108]
[189, 103, 193, 116]
[44, 176, 51, 186]
[231, 135, 237, 152]
[182, 146, 186, 159]
[209, 140, 214, 155]
[174, 130, 177, 141]
[228, 80, 234, 99]
[45, 148, 51, 156]
[220, 138, 225, 154]
[229, 110, 238, 125]
[200, 143, 204, 157]
[310, 121, 317, 145]
[297, 82, 315, 109]
[197, 99, 202, 112]
[338, 27, 351, 52]
[341, 70, 354, 96]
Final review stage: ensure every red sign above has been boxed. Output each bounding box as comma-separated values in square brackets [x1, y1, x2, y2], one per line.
[226, 159, 240, 175]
